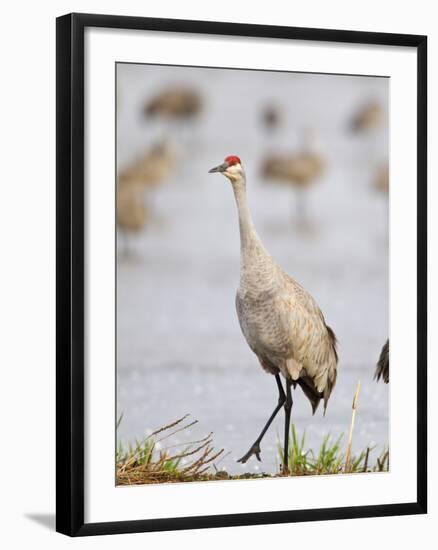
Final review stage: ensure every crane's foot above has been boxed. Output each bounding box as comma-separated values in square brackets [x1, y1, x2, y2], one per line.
[237, 443, 262, 464]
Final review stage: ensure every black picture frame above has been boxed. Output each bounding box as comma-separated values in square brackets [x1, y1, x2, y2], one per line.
[56, 12, 427, 537]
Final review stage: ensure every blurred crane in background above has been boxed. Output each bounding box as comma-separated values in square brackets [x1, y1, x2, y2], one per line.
[143, 86, 202, 143]
[117, 181, 148, 255]
[260, 104, 282, 134]
[118, 141, 177, 219]
[373, 163, 389, 195]
[116, 141, 177, 254]
[209, 155, 338, 474]
[350, 100, 384, 133]
[261, 128, 325, 227]
[119, 141, 177, 191]
[144, 86, 202, 120]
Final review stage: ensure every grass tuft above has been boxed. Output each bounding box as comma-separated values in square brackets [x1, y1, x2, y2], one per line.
[117, 415, 389, 485]
[277, 424, 389, 475]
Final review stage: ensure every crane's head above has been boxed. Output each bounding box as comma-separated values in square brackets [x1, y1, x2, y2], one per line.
[208, 155, 244, 183]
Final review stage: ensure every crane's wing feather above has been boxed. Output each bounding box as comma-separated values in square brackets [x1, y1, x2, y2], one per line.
[277, 274, 338, 412]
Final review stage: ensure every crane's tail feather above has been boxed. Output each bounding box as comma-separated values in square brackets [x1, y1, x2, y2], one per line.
[326, 325, 338, 363]
[322, 324, 338, 415]
[296, 377, 321, 415]
[323, 368, 337, 416]
[296, 323, 338, 415]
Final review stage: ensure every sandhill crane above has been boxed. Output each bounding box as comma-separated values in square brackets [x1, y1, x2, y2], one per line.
[374, 340, 389, 384]
[144, 86, 202, 121]
[350, 100, 384, 133]
[208, 156, 338, 473]
[143, 86, 202, 143]
[261, 129, 325, 226]
[118, 141, 176, 219]
[117, 181, 148, 254]
[261, 104, 281, 133]
[373, 163, 389, 195]
[118, 141, 176, 191]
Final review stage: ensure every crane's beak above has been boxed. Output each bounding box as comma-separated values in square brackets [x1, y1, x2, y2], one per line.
[208, 162, 228, 174]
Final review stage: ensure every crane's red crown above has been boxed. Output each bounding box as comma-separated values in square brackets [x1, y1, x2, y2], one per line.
[225, 155, 241, 166]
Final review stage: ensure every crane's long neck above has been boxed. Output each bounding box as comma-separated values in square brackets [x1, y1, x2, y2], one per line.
[232, 174, 271, 271]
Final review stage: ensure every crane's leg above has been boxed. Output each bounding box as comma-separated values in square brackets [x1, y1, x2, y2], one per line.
[282, 380, 293, 475]
[237, 374, 286, 464]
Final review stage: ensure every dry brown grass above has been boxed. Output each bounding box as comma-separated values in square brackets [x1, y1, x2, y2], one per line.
[117, 414, 227, 485]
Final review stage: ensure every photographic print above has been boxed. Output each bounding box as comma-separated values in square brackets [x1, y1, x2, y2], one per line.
[115, 63, 390, 485]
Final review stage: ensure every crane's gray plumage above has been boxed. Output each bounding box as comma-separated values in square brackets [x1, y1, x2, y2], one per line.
[235, 259, 337, 414]
[375, 339, 389, 384]
[209, 156, 338, 469]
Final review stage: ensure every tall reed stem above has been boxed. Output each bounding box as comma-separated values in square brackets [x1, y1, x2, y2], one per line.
[344, 380, 361, 473]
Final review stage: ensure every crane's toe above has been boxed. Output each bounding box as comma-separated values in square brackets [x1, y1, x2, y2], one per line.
[237, 443, 262, 464]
